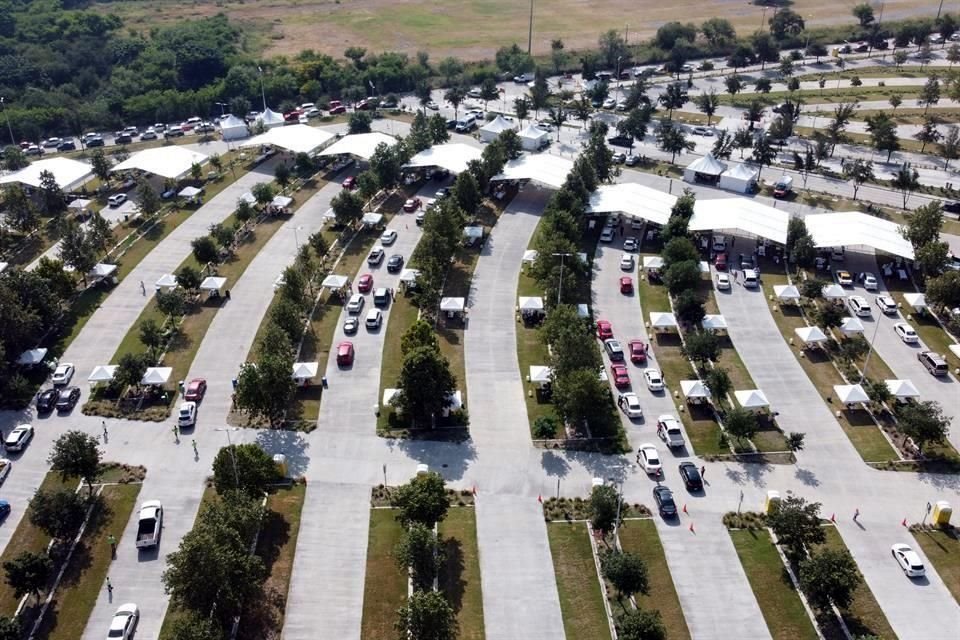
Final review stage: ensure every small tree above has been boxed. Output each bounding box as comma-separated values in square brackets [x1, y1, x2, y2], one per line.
[683, 330, 721, 366]
[137, 179, 161, 216]
[191, 236, 219, 265]
[391, 471, 449, 527]
[395, 522, 443, 592]
[940, 125, 960, 170]
[617, 609, 666, 640]
[274, 162, 292, 189]
[348, 111, 373, 134]
[842, 159, 875, 200]
[663, 260, 701, 295]
[800, 278, 826, 301]
[139, 318, 165, 357]
[694, 89, 720, 125]
[251, 182, 275, 209]
[814, 303, 844, 330]
[395, 590, 458, 640]
[589, 484, 623, 534]
[156, 288, 187, 320]
[395, 346, 457, 428]
[114, 352, 150, 393]
[28, 489, 88, 541]
[674, 289, 706, 324]
[704, 367, 732, 403]
[852, 3, 874, 26]
[799, 549, 861, 611]
[3, 552, 52, 603]
[331, 189, 364, 227]
[532, 416, 558, 439]
[786, 432, 806, 452]
[724, 407, 758, 446]
[767, 495, 826, 560]
[176, 265, 202, 290]
[47, 430, 101, 492]
[891, 163, 920, 209]
[0, 617, 20, 640]
[925, 271, 960, 309]
[212, 443, 277, 497]
[167, 611, 222, 640]
[453, 171, 481, 214]
[233, 350, 296, 427]
[90, 149, 111, 183]
[601, 550, 649, 600]
[895, 400, 951, 454]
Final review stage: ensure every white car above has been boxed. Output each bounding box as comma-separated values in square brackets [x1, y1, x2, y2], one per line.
[643, 368, 665, 392]
[380, 230, 398, 245]
[426, 100, 439, 110]
[107, 602, 139, 639]
[637, 443, 662, 476]
[107, 193, 128, 208]
[618, 392, 643, 418]
[692, 126, 713, 136]
[600, 228, 615, 242]
[365, 309, 383, 329]
[4, 425, 34, 452]
[891, 543, 925, 577]
[602, 97, 616, 109]
[716, 273, 731, 290]
[51, 363, 75, 386]
[657, 414, 685, 448]
[860, 272, 878, 290]
[177, 401, 197, 428]
[623, 237, 638, 251]
[619, 254, 635, 270]
[343, 316, 359, 334]
[894, 322, 919, 343]
[0, 458, 11, 484]
[876, 295, 898, 314]
[346, 293, 365, 314]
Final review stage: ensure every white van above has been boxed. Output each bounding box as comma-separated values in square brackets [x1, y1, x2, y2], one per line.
[743, 269, 759, 288]
[455, 115, 477, 133]
[848, 296, 872, 317]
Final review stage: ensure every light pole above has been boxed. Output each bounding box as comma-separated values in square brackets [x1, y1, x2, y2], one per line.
[616, 56, 623, 99]
[552, 252, 573, 306]
[609, 477, 624, 541]
[257, 66, 268, 112]
[215, 101, 229, 118]
[215, 427, 241, 487]
[527, 0, 534, 55]
[0, 97, 14, 146]
[860, 296, 884, 381]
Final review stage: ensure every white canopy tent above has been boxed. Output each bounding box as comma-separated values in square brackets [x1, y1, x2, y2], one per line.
[68, 198, 92, 212]
[87, 365, 117, 384]
[795, 326, 828, 344]
[141, 367, 173, 386]
[89, 263, 117, 281]
[399, 268, 420, 284]
[16, 348, 47, 365]
[519, 296, 545, 312]
[219, 114, 249, 140]
[718, 163, 760, 193]
[317, 132, 396, 160]
[271, 195, 293, 209]
[529, 365, 553, 387]
[404, 143, 482, 175]
[292, 362, 319, 381]
[701, 315, 728, 331]
[949, 344, 960, 361]
[774, 284, 801, 301]
[735, 389, 770, 411]
[479, 115, 518, 143]
[0, 262, 7, 273]
[822, 284, 847, 299]
[587, 183, 677, 226]
[321, 274, 349, 290]
[113, 147, 209, 180]
[178, 186, 202, 198]
[518, 123, 549, 151]
[642, 256, 665, 270]
[804, 211, 914, 260]
[463, 226, 483, 239]
[649, 312, 678, 330]
[383, 388, 400, 408]
[0, 157, 92, 191]
[494, 154, 574, 189]
[577, 304, 590, 318]
[241, 124, 335, 155]
[239, 192, 257, 205]
[903, 293, 926, 310]
[522, 249, 538, 263]
[361, 212, 384, 227]
[840, 317, 865, 335]
[690, 199, 789, 245]
[440, 297, 465, 313]
[683, 153, 727, 183]
[680, 380, 711, 399]
[155, 274, 178, 289]
[255, 109, 285, 129]
[199, 276, 227, 292]
[885, 379, 920, 399]
[834, 384, 870, 405]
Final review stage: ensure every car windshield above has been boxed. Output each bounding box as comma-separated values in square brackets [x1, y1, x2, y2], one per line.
[648, 456, 660, 465]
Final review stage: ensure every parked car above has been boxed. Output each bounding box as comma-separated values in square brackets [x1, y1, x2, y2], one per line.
[894, 322, 918, 344]
[342, 175, 356, 190]
[184, 378, 207, 402]
[513, 73, 534, 83]
[638, 443, 662, 476]
[692, 126, 713, 136]
[4, 425, 34, 452]
[607, 135, 633, 148]
[918, 350, 948, 376]
[114, 133, 133, 144]
[108, 603, 140, 640]
[600, 228, 615, 242]
[403, 197, 422, 212]
[625, 154, 640, 166]
[367, 247, 385, 266]
[611, 364, 630, 388]
[57, 140, 76, 151]
[136, 501, 163, 548]
[346, 294, 365, 314]
[619, 254, 635, 271]
[643, 368, 664, 391]
[177, 401, 197, 428]
[678, 461, 703, 491]
[619, 276, 634, 294]
[716, 273, 731, 290]
[329, 105, 347, 115]
[628, 340, 647, 364]
[357, 274, 374, 293]
[623, 237, 638, 251]
[618, 392, 643, 418]
[426, 100, 439, 110]
[611, 152, 626, 164]
[36, 388, 59, 414]
[380, 230, 398, 245]
[51, 363, 75, 386]
[365, 309, 383, 330]
[387, 254, 404, 273]
[163, 128, 183, 139]
[876, 295, 898, 314]
[657, 414, 685, 449]
[604, 339, 625, 361]
[859, 272, 878, 290]
[336, 341, 355, 366]
[836, 270, 853, 286]
[714, 253, 728, 271]
[55, 386, 81, 412]
[653, 485, 678, 518]
[596, 320, 613, 340]
[891, 543, 925, 577]
[107, 194, 128, 208]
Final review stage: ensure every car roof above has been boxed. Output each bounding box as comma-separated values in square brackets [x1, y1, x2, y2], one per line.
[338, 341, 353, 350]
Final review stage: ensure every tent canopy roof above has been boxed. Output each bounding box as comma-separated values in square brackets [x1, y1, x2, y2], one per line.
[68, 198, 92, 210]
[774, 284, 800, 300]
[840, 317, 865, 333]
[649, 312, 677, 328]
[200, 276, 227, 291]
[90, 263, 117, 278]
[220, 114, 247, 129]
[155, 274, 178, 288]
[519, 123, 548, 139]
[272, 195, 293, 208]
[361, 212, 384, 225]
[885, 379, 920, 398]
[680, 380, 711, 398]
[321, 274, 349, 289]
[178, 186, 202, 197]
[141, 367, 172, 385]
[587, 183, 677, 226]
[721, 163, 760, 181]
[404, 143, 482, 175]
[522, 249, 538, 263]
[87, 365, 117, 383]
[702, 314, 728, 330]
[440, 297, 465, 312]
[834, 384, 870, 404]
[735, 389, 770, 408]
[292, 362, 319, 379]
[399, 268, 420, 283]
[529, 365, 553, 384]
[795, 326, 828, 343]
[903, 292, 926, 309]
[317, 132, 397, 160]
[804, 211, 914, 260]
[685, 152, 727, 176]
[480, 115, 517, 134]
[0, 157, 92, 190]
[494, 153, 574, 189]
[113, 147, 209, 179]
[690, 198, 789, 245]
[821, 284, 847, 299]
[241, 124, 335, 155]
[463, 226, 483, 238]
[16, 348, 47, 365]
[519, 296, 545, 311]
[256, 108, 285, 124]
[642, 256, 665, 269]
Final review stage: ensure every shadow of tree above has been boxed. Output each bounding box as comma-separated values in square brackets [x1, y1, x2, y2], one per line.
[437, 537, 466, 613]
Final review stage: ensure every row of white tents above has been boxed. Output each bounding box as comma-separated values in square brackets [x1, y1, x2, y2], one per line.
[478, 115, 549, 150]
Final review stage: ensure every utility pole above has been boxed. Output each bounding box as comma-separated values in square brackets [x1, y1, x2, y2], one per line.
[257, 66, 268, 112]
[552, 252, 573, 305]
[860, 298, 884, 381]
[216, 427, 240, 487]
[527, 0, 534, 55]
[937, 0, 945, 19]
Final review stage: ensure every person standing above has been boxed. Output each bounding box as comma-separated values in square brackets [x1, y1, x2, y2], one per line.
[108, 534, 116, 558]
[106, 577, 114, 598]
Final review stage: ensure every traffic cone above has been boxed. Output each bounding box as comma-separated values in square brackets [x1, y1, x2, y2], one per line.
[830, 513, 836, 522]
[901, 517, 908, 527]
[682, 504, 688, 515]
[472, 485, 477, 496]
[537, 494, 543, 504]
[689, 522, 695, 534]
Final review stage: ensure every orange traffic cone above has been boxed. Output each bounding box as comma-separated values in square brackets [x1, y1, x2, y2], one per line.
[901, 517, 908, 527]
[830, 513, 836, 522]
[689, 522, 695, 534]
[538, 494, 543, 504]
[472, 485, 477, 496]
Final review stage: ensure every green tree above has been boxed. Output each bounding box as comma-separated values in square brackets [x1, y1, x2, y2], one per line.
[176, 265, 202, 290]
[914, 116, 942, 153]
[139, 318, 165, 358]
[391, 472, 449, 527]
[814, 302, 844, 330]
[754, 77, 772, 94]
[479, 77, 499, 112]
[925, 271, 960, 309]
[274, 162, 292, 189]
[348, 111, 373, 134]
[395, 346, 457, 428]
[113, 352, 150, 392]
[395, 590, 458, 640]
[751, 132, 776, 179]
[38, 170, 65, 215]
[751, 32, 780, 69]
[799, 549, 862, 611]
[895, 400, 951, 453]
[617, 105, 652, 144]
[901, 201, 943, 249]
[724, 407, 759, 446]
[655, 120, 694, 163]
[733, 128, 754, 159]
[694, 89, 720, 125]
[919, 76, 941, 113]
[453, 171, 481, 214]
[702, 17, 737, 47]
[725, 74, 745, 97]
[0, 618, 20, 640]
[331, 189, 364, 227]
[769, 8, 805, 40]
[233, 339, 295, 426]
[664, 259, 701, 295]
[167, 611, 222, 640]
[683, 330, 721, 366]
[87, 212, 112, 255]
[33, 257, 75, 298]
[893, 49, 909, 68]
[601, 550, 649, 599]
[662, 237, 699, 267]
[674, 289, 706, 324]
[191, 235, 218, 264]
[889, 94, 903, 112]
[136, 179, 161, 216]
[705, 367, 732, 402]
[58, 220, 96, 283]
[891, 163, 920, 209]
[852, 3, 875, 26]
[865, 112, 900, 161]
[532, 416, 558, 439]
[767, 495, 826, 560]
[3, 552, 52, 603]
[552, 367, 611, 429]
[28, 488, 88, 540]
[156, 288, 187, 320]
[212, 443, 277, 497]
[2, 146, 29, 171]
[658, 83, 688, 119]
[842, 159, 875, 200]
[551, 38, 567, 73]
[90, 148, 111, 183]
[401, 320, 441, 356]
[590, 484, 624, 534]
[251, 182, 275, 209]
[712, 130, 734, 160]
[395, 522, 443, 592]
[617, 609, 666, 640]
[2, 184, 38, 234]
[779, 56, 795, 79]
[940, 125, 960, 169]
[513, 96, 530, 126]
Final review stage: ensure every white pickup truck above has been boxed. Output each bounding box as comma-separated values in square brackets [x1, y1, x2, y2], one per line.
[135, 500, 163, 549]
[657, 415, 685, 449]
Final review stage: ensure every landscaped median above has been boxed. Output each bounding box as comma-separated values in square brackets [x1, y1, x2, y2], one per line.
[909, 524, 960, 604]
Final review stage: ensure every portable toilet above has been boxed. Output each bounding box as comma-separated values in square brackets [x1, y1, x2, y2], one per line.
[932, 501, 952, 527]
[765, 490, 781, 514]
[273, 454, 288, 478]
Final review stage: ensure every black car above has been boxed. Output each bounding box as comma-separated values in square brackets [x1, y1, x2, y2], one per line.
[678, 461, 703, 491]
[114, 133, 133, 144]
[607, 135, 634, 148]
[943, 200, 960, 214]
[653, 485, 678, 518]
[55, 386, 81, 412]
[386, 254, 404, 273]
[57, 140, 76, 152]
[86, 137, 104, 147]
[446, 119, 458, 130]
[36, 388, 59, 414]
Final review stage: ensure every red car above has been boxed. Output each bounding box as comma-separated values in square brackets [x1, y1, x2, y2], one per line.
[611, 364, 631, 388]
[283, 109, 302, 122]
[403, 197, 422, 212]
[715, 253, 728, 271]
[628, 340, 647, 364]
[329, 105, 346, 115]
[357, 274, 373, 293]
[342, 176, 356, 190]
[184, 378, 207, 401]
[619, 276, 633, 294]
[596, 320, 613, 340]
[336, 341, 355, 366]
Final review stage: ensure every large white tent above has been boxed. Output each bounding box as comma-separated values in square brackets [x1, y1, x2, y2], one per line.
[885, 379, 920, 399]
[219, 115, 249, 141]
[518, 123, 549, 151]
[822, 283, 847, 299]
[255, 109, 285, 129]
[690, 198, 789, 245]
[241, 124, 335, 155]
[87, 365, 117, 384]
[803, 211, 914, 260]
[587, 183, 677, 226]
[16, 348, 47, 365]
[795, 326, 828, 344]
[774, 284, 801, 301]
[317, 132, 396, 160]
[840, 317, 865, 335]
[321, 274, 349, 290]
[718, 163, 760, 194]
[529, 365, 553, 387]
[649, 312, 677, 329]
[494, 154, 574, 189]
[112, 147, 209, 180]
[292, 362, 319, 381]
[141, 367, 172, 386]
[684, 153, 727, 183]
[518, 296, 545, 312]
[0, 157, 92, 190]
[702, 315, 728, 332]
[680, 380, 711, 400]
[735, 389, 770, 410]
[440, 297, 465, 313]
[479, 115, 517, 143]
[834, 384, 870, 405]
[903, 293, 926, 310]
[404, 143, 482, 175]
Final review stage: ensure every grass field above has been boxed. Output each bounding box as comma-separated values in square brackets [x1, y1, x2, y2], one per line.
[95, 0, 942, 60]
[437, 508, 484, 640]
[546, 522, 612, 640]
[359, 509, 407, 639]
[910, 526, 960, 605]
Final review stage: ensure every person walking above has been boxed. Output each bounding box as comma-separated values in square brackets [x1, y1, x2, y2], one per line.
[139, 281, 146, 295]
[108, 534, 116, 559]
[853, 507, 860, 521]
[172, 425, 179, 443]
[700, 465, 706, 479]
[106, 577, 114, 598]
[192, 439, 198, 456]
[102, 420, 108, 440]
